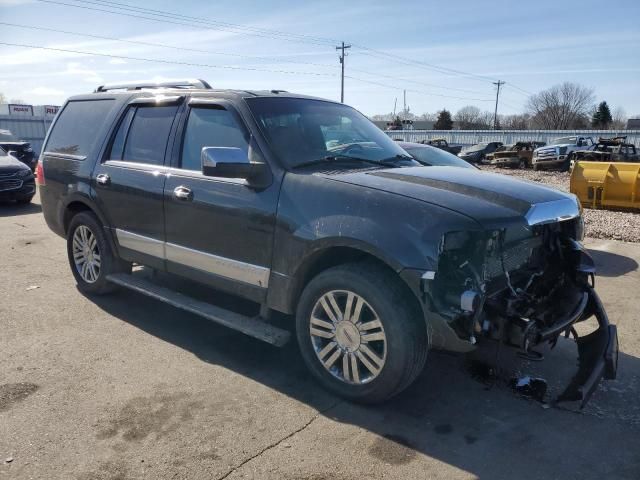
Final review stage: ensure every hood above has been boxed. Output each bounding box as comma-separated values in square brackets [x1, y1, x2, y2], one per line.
[324, 166, 579, 229]
[0, 153, 31, 173]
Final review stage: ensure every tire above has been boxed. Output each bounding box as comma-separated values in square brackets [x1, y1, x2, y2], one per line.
[66, 211, 130, 295]
[533, 163, 541, 171]
[561, 155, 572, 172]
[296, 262, 428, 403]
[518, 158, 526, 169]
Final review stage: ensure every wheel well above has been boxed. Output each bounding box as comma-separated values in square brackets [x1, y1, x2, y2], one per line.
[290, 247, 424, 325]
[63, 201, 93, 234]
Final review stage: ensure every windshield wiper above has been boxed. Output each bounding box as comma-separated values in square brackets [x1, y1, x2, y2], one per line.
[292, 154, 402, 170]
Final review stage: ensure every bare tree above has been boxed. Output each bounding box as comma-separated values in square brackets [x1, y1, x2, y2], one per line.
[527, 82, 595, 129]
[611, 106, 627, 130]
[454, 106, 482, 129]
[0, 92, 6, 103]
[500, 113, 532, 130]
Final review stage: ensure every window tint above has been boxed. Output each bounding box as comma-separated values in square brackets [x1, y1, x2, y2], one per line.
[108, 107, 135, 160]
[45, 100, 116, 157]
[180, 107, 249, 171]
[122, 105, 178, 165]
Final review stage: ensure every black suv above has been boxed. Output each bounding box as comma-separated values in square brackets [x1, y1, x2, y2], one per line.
[39, 80, 617, 405]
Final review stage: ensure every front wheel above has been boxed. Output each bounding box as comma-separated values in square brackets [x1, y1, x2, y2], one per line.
[66, 211, 130, 295]
[296, 262, 428, 403]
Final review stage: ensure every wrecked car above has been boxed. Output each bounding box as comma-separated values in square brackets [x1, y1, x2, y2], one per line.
[39, 79, 617, 406]
[490, 141, 546, 169]
[457, 141, 503, 164]
[572, 137, 639, 166]
[421, 138, 463, 155]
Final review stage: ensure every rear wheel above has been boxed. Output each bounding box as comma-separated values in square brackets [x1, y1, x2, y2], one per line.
[296, 262, 428, 403]
[66, 211, 130, 295]
[518, 158, 527, 169]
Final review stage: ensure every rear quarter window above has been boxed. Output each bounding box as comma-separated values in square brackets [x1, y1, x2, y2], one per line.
[44, 99, 117, 157]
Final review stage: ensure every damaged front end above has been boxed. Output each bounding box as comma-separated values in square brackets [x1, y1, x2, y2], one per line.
[425, 202, 618, 407]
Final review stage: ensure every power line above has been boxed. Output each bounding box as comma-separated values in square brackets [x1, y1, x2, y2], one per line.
[34, 0, 337, 47]
[0, 41, 496, 103]
[0, 41, 339, 77]
[0, 22, 494, 101]
[35, 0, 509, 89]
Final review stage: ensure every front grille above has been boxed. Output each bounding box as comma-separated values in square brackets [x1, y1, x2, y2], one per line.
[536, 148, 558, 160]
[0, 179, 23, 192]
[484, 236, 542, 279]
[0, 172, 17, 179]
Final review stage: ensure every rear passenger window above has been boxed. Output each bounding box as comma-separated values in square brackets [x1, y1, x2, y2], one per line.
[180, 107, 249, 171]
[45, 100, 116, 157]
[109, 105, 178, 165]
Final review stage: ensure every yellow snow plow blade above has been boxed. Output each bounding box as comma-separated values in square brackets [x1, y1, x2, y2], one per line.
[570, 161, 640, 210]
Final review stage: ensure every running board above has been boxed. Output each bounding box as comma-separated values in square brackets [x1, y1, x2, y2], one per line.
[106, 273, 290, 347]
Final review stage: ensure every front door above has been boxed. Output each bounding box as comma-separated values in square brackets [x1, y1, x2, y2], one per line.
[92, 100, 180, 268]
[163, 100, 279, 301]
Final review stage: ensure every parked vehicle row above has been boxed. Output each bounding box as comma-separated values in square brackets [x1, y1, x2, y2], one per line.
[455, 135, 639, 171]
[37, 79, 617, 406]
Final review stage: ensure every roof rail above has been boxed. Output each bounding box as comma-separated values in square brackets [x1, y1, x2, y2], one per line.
[94, 79, 212, 92]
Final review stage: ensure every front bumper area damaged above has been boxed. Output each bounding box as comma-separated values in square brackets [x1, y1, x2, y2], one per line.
[423, 223, 618, 408]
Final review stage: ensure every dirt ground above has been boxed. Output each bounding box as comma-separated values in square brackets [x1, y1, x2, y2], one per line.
[1, 193, 639, 480]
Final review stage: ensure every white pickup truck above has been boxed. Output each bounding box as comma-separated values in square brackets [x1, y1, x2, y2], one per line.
[532, 136, 594, 171]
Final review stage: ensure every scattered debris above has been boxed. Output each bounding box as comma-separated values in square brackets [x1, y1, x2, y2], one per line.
[510, 375, 548, 403]
[25, 285, 40, 291]
[4, 457, 13, 464]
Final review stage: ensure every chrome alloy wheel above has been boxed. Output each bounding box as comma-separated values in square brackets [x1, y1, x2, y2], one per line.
[309, 290, 387, 385]
[72, 225, 101, 283]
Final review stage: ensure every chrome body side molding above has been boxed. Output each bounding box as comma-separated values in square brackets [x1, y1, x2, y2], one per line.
[115, 228, 269, 288]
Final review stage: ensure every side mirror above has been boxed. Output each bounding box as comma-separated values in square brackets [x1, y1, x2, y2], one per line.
[201, 146, 252, 178]
[201, 146, 271, 188]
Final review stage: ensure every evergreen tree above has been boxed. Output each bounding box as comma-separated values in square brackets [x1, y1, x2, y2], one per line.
[592, 101, 613, 128]
[434, 109, 453, 130]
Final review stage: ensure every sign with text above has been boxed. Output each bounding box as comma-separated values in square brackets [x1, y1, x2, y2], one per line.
[44, 105, 60, 117]
[9, 104, 34, 115]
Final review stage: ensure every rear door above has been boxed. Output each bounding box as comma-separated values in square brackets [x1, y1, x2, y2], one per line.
[92, 96, 182, 268]
[163, 99, 279, 301]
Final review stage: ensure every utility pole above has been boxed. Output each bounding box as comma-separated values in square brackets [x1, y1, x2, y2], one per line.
[403, 90, 406, 119]
[492, 80, 505, 130]
[336, 41, 351, 103]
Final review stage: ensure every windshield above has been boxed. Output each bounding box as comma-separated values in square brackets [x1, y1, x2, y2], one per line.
[0, 129, 17, 142]
[403, 145, 474, 168]
[247, 97, 408, 168]
[552, 136, 576, 145]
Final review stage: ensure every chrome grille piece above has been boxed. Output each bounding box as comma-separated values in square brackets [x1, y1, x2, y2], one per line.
[0, 179, 23, 192]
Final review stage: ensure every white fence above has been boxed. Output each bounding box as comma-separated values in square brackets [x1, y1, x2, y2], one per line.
[384, 129, 640, 147]
[0, 115, 54, 154]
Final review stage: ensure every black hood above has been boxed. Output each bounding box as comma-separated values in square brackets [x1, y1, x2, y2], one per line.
[0, 153, 31, 173]
[324, 166, 579, 229]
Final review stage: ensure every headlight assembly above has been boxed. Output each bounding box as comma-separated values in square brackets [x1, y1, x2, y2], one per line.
[16, 169, 33, 178]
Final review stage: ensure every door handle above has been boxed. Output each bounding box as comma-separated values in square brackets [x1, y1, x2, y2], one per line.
[173, 186, 193, 201]
[96, 173, 110, 186]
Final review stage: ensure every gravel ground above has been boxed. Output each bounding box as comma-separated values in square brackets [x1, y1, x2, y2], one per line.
[480, 165, 640, 243]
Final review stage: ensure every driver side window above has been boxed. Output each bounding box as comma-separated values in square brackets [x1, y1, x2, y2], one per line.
[180, 106, 249, 172]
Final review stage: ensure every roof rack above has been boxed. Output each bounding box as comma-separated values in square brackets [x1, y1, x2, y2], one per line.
[94, 79, 212, 92]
